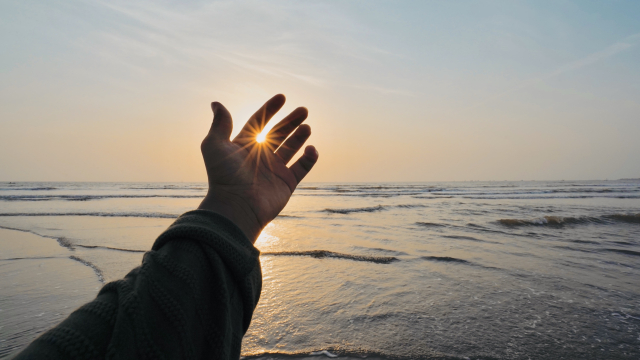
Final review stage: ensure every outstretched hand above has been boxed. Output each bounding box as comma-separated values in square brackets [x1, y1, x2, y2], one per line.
[198, 94, 318, 243]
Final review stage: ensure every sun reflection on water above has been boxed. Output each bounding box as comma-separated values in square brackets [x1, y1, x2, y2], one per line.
[255, 222, 276, 248]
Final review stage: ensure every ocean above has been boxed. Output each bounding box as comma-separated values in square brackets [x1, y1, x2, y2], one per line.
[1, 181, 639, 359]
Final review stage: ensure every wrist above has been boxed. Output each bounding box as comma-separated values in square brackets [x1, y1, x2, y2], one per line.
[197, 191, 263, 243]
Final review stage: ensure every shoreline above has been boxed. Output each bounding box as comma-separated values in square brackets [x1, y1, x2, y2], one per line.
[0, 228, 102, 358]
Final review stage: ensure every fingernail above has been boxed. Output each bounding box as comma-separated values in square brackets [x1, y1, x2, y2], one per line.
[305, 146, 315, 156]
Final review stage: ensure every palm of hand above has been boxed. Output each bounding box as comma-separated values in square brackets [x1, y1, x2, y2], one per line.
[199, 94, 318, 242]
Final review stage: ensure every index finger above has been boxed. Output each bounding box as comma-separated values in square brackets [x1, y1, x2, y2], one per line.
[233, 94, 286, 146]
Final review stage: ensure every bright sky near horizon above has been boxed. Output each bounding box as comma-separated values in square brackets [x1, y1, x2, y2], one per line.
[1, 0, 639, 182]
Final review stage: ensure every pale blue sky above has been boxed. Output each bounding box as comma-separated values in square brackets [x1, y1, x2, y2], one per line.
[1, 0, 639, 181]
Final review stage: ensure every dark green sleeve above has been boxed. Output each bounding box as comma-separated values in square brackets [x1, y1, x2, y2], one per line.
[15, 210, 262, 360]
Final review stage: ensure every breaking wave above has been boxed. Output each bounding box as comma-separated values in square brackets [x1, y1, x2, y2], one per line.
[420, 256, 469, 263]
[463, 195, 640, 200]
[350, 246, 408, 256]
[415, 222, 446, 227]
[323, 204, 426, 214]
[604, 249, 640, 257]
[396, 204, 427, 209]
[441, 234, 485, 242]
[323, 205, 386, 214]
[604, 214, 640, 223]
[121, 185, 206, 190]
[498, 214, 640, 227]
[261, 250, 397, 264]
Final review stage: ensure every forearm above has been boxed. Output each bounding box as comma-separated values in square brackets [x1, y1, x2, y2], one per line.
[15, 210, 262, 360]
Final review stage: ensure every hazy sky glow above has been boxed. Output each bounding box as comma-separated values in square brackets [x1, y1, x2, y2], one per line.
[1, 0, 639, 182]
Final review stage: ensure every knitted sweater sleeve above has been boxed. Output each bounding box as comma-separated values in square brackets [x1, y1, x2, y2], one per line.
[14, 210, 262, 360]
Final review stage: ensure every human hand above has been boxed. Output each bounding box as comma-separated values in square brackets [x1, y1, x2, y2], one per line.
[198, 94, 318, 243]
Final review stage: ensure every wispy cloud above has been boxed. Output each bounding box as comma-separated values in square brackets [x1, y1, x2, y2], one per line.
[342, 83, 418, 97]
[82, 0, 398, 89]
[468, 33, 640, 109]
[546, 33, 640, 78]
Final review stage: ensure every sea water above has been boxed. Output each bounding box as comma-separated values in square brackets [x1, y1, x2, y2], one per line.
[0, 181, 639, 359]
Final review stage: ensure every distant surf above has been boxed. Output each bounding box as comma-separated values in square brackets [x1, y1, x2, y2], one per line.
[0, 194, 202, 201]
[0, 212, 179, 218]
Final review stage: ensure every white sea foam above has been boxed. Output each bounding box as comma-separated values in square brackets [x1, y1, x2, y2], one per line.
[309, 350, 338, 358]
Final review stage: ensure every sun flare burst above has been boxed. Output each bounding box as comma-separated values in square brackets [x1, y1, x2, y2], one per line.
[256, 132, 267, 143]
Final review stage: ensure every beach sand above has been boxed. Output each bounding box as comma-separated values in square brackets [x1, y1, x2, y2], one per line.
[0, 228, 101, 357]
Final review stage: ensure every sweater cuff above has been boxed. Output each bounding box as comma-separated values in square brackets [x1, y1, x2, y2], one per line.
[153, 210, 260, 277]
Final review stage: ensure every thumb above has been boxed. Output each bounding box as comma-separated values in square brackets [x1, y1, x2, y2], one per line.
[208, 102, 233, 140]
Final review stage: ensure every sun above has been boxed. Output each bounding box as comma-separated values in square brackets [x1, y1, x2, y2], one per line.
[256, 131, 267, 143]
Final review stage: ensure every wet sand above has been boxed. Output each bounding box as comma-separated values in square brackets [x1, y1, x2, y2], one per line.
[0, 228, 101, 357]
